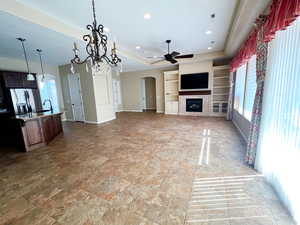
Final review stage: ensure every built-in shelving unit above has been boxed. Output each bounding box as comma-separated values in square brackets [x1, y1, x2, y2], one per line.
[212, 65, 230, 116]
[164, 70, 179, 115]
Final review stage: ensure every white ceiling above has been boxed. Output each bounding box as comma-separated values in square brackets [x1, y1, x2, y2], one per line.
[0, 0, 238, 71]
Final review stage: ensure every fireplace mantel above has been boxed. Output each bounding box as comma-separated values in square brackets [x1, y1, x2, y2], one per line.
[179, 90, 211, 95]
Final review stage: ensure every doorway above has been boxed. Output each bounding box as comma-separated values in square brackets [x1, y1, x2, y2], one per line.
[141, 77, 156, 112]
[68, 73, 85, 122]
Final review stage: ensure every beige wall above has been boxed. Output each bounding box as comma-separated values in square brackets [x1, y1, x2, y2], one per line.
[58, 64, 97, 122]
[0, 56, 65, 115]
[179, 60, 213, 90]
[144, 77, 156, 109]
[120, 66, 177, 112]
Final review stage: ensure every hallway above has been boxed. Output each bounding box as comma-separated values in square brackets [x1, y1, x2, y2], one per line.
[0, 112, 295, 225]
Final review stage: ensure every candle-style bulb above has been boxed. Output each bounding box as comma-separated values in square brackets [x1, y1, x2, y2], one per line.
[73, 42, 78, 50]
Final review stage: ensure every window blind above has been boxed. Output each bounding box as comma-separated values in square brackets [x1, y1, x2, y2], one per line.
[244, 55, 257, 120]
[234, 63, 247, 114]
[256, 18, 300, 222]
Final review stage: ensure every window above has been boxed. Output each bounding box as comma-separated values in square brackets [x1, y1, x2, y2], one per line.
[38, 75, 59, 112]
[233, 55, 257, 120]
[244, 55, 257, 120]
[256, 18, 300, 222]
[234, 63, 246, 114]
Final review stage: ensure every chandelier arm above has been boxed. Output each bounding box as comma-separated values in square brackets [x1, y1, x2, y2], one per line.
[83, 34, 94, 56]
[71, 55, 92, 65]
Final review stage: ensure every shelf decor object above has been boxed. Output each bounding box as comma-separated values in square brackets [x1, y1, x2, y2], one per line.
[17, 38, 35, 81]
[70, 0, 121, 73]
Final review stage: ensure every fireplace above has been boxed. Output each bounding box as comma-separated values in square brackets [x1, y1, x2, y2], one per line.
[179, 95, 211, 116]
[186, 99, 203, 112]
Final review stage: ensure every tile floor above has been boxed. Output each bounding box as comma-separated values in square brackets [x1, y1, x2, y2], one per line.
[0, 112, 296, 225]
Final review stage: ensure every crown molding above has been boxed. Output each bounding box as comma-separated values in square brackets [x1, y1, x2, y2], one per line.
[0, 0, 149, 65]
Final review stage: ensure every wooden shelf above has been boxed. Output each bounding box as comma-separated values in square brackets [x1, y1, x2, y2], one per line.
[213, 65, 231, 71]
[214, 85, 230, 88]
[213, 93, 229, 96]
[165, 79, 179, 82]
[214, 76, 229, 79]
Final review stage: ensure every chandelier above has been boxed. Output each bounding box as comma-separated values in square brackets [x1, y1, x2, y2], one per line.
[71, 0, 121, 73]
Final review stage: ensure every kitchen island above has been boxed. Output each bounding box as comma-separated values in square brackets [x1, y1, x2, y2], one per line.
[13, 111, 63, 152]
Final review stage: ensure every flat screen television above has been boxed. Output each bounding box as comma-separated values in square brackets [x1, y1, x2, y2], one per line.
[180, 73, 209, 90]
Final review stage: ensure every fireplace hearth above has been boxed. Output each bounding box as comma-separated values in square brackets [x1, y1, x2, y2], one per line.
[186, 99, 203, 112]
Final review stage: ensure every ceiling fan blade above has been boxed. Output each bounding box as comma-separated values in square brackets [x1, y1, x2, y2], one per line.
[169, 58, 178, 64]
[151, 59, 166, 65]
[175, 54, 194, 59]
[170, 51, 180, 57]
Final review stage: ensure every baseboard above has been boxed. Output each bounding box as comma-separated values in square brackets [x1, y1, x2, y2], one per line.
[84, 120, 102, 124]
[99, 116, 116, 123]
[122, 109, 143, 112]
[63, 119, 74, 122]
[232, 120, 248, 142]
[156, 111, 164, 113]
[85, 116, 116, 125]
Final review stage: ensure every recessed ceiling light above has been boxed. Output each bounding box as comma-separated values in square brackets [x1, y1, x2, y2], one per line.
[144, 13, 151, 20]
[103, 27, 110, 32]
[136, 46, 141, 50]
[208, 47, 212, 50]
[153, 55, 157, 58]
[206, 30, 212, 35]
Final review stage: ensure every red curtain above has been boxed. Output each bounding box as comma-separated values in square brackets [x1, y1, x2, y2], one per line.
[231, 0, 300, 72]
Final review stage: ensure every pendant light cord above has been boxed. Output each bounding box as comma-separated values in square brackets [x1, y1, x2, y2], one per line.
[37, 49, 45, 80]
[17, 38, 31, 75]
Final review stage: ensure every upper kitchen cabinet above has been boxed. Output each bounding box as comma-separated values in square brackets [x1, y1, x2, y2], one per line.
[1, 71, 38, 89]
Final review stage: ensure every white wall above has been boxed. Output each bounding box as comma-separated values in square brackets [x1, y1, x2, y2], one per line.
[93, 68, 116, 123]
[0, 56, 65, 115]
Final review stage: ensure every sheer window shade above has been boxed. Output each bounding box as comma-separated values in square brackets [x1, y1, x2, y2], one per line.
[244, 55, 257, 120]
[256, 18, 300, 222]
[234, 64, 247, 114]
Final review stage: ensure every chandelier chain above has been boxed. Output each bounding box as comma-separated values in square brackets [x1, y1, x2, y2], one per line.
[92, 0, 97, 25]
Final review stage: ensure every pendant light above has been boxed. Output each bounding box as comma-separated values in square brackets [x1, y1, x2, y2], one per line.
[17, 38, 35, 81]
[36, 49, 45, 82]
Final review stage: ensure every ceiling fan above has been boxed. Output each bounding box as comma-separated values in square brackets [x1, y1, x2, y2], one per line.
[150, 40, 194, 65]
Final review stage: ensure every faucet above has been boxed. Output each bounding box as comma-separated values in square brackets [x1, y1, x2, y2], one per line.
[43, 99, 53, 113]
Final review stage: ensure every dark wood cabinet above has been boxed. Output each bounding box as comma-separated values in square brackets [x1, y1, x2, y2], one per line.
[2, 72, 23, 88]
[23, 77, 38, 89]
[42, 116, 55, 144]
[24, 119, 44, 146]
[41, 114, 62, 144]
[1, 71, 37, 89]
[20, 113, 63, 151]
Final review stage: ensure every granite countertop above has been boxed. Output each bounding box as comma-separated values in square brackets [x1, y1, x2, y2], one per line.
[14, 111, 63, 122]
